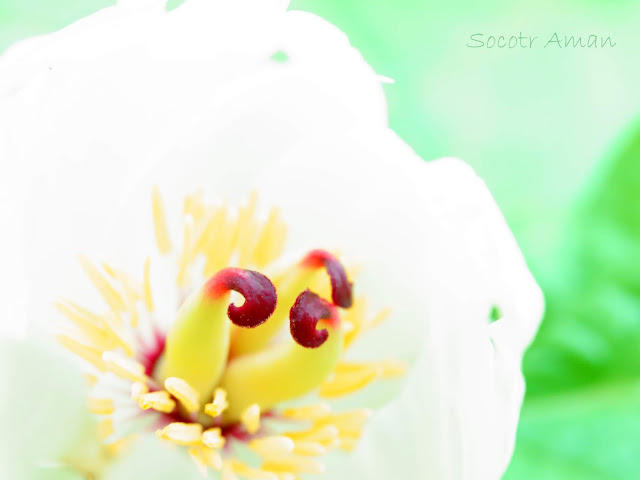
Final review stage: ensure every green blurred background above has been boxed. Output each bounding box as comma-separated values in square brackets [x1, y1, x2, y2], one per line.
[2, 0, 640, 477]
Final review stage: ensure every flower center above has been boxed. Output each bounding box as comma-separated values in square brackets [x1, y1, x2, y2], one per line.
[55, 189, 404, 478]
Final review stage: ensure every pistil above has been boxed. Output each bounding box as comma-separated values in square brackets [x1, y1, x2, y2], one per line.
[157, 268, 277, 400]
[219, 291, 343, 423]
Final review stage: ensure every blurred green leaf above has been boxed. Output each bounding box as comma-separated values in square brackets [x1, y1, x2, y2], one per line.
[505, 120, 640, 478]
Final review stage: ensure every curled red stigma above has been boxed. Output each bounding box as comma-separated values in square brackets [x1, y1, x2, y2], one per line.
[204, 268, 277, 328]
[289, 290, 337, 348]
[300, 249, 353, 308]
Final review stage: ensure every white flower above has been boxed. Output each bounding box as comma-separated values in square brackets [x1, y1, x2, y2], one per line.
[0, 1, 543, 479]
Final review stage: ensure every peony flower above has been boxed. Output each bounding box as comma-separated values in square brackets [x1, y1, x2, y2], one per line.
[0, 1, 543, 479]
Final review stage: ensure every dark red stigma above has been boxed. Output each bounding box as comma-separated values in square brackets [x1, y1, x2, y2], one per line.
[289, 290, 337, 348]
[300, 249, 353, 308]
[204, 268, 277, 328]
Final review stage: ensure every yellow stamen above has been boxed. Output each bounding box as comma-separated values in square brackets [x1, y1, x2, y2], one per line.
[79, 255, 126, 312]
[377, 358, 407, 377]
[156, 422, 203, 446]
[202, 428, 226, 449]
[188, 448, 209, 478]
[241, 404, 261, 434]
[230, 459, 278, 480]
[88, 396, 115, 415]
[131, 381, 149, 400]
[137, 391, 176, 414]
[101, 311, 135, 356]
[343, 301, 391, 350]
[284, 425, 340, 447]
[222, 461, 239, 480]
[251, 207, 286, 269]
[113, 268, 141, 327]
[319, 366, 379, 398]
[152, 185, 172, 254]
[85, 373, 98, 386]
[105, 435, 136, 456]
[338, 437, 359, 452]
[56, 333, 106, 371]
[189, 446, 223, 474]
[292, 441, 326, 456]
[183, 191, 206, 223]
[249, 436, 295, 458]
[281, 403, 331, 421]
[143, 257, 154, 312]
[164, 377, 200, 413]
[176, 215, 195, 287]
[316, 409, 372, 437]
[193, 206, 222, 255]
[233, 191, 258, 267]
[101, 351, 147, 384]
[261, 455, 325, 475]
[53, 300, 109, 346]
[97, 418, 114, 440]
[204, 388, 229, 418]
[202, 208, 235, 276]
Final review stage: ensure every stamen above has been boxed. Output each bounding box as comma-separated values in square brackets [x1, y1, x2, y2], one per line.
[315, 409, 372, 437]
[251, 207, 287, 269]
[230, 460, 278, 480]
[249, 436, 295, 457]
[281, 403, 331, 421]
[156, 422, 203, 446]
[241, 404, 261, 434]
[202, 428, 226, 449]
[222, 461, 240, 480]
[293, 441, 326, 456]
[56, 333, 106, 371]
[152, 186, 172, 254]
[234, 191, 259, 267]
[318, 366, 379, 398]
[261, 455, 325, 475]
[131, 381, 149, 400]
[204, 388, 229, 418]
[79, 255, 126, 312]
[289, 291, 337, 348]
[204, 268, 277, 328]
[101, 311, 135, 356]
[284, 425, 340, 447]
[202, 207, 235, 276]
[97, 418, 115, 440]
[164, 377, 200, 413]
[143, 257, 154, 312]
[137, 391, 176, 413]
[300, 250, 353, 308]
[176, 215, 195, 287]
[87, 397, 115, 415]
[189, 446, 223, 473]
[54, 300, 109, 345]
[101, 351, 148, 384]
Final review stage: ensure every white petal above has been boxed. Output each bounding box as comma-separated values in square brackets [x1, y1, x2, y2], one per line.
[323, 158, 543, 480]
